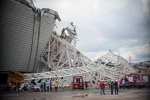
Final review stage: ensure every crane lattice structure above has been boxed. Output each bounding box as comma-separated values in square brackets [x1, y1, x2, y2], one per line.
[24, 22, 135, 87]
[40, 22, 91, 71]
[25, 51, 135, 87]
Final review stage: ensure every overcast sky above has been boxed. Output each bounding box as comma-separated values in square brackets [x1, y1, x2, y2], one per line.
[34, 0, 150, 63]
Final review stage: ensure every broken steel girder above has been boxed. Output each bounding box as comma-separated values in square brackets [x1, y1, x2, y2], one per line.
[25, 51, 135, 88]
[40, 33, 92, 71]
[24, 61, 115, 87]
[97, 51, 135, 79]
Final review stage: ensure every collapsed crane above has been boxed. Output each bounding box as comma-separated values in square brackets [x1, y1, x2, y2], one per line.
[40, 22, 92, 71]
[24, 22, 135, 87]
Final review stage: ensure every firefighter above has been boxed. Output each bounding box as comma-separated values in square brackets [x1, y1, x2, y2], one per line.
[99, 80, 105, 95]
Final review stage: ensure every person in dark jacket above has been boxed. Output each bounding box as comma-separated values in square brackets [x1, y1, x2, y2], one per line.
[99, 80, 105, 95]
[114, 80, 118, 95]
[44, 81, 46, 92]
[110, 80, 114, 95]
[17, 82, 20, 92]
[33, 81, 36, 86]
[85, 81, 88, 90]
[50, 80, 52, 91]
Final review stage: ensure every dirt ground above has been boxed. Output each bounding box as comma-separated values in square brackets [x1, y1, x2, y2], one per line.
[0, 87, 150, 100]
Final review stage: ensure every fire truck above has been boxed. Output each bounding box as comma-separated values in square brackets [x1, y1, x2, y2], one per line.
[125, 73, 140, 87]
[120, 73, 150, 88]
[72, 76, 84, 89]
[137, 73, 150, 88]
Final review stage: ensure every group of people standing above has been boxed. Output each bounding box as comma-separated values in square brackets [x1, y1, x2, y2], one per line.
[6, 81, 21, 92]
[110, 80, 119, 95]
[99, 80, 119, 95]
[40, 80, 58, 92]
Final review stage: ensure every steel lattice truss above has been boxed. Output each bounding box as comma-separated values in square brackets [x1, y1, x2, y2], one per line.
[40, 34, 92, 71]
[25, 50, 135, 87]
[24, 22, 135, 87]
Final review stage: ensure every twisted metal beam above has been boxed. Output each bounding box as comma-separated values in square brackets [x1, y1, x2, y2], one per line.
[25, 51, 135, 87]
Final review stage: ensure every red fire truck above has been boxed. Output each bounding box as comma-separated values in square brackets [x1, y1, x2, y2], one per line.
[72, 76, 84, 89]
[125, 73, 140, 87]
[138, 74, 150, 88]
[121, 73, 150, 88]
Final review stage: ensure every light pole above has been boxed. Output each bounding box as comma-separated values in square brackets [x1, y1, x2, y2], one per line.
[129, 56, 131, 64]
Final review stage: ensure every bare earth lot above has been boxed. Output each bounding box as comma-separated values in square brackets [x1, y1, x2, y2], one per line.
[0, 87, 150, 100]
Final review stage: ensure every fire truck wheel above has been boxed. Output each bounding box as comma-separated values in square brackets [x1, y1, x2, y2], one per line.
[127, 86, 130, 89]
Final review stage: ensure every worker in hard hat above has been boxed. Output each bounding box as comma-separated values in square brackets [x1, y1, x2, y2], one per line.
[114, 80, 118, 95]
[99, 80, 105, 95]
[110, 80, 114, 95]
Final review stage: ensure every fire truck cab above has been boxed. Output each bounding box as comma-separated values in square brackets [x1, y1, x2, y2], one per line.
[72, 76, 84, 89]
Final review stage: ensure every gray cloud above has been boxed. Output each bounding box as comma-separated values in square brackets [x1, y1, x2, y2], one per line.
[34, 0, 150, 62]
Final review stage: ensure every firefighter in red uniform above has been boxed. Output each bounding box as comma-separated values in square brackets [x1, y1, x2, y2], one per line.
[114, 80, 118, 95]
[99, 80, 105, 95]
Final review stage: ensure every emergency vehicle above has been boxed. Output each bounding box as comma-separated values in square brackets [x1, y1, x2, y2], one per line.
[120, 73, 150, 88]
[136, 79, 147, 88]
[125, 73, 140, 87]
[140, 74, 150, 87]
[136, 74, 150, 88]
[72, 76, 84, 89]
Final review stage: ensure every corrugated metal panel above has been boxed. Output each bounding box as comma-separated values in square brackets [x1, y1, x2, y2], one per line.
[32, 13, 56, 72]
[0, 0, 56, 72]
[0, 0, 34, 71]
[0, 0, 34, 72]
[26, 14, 40, 72]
